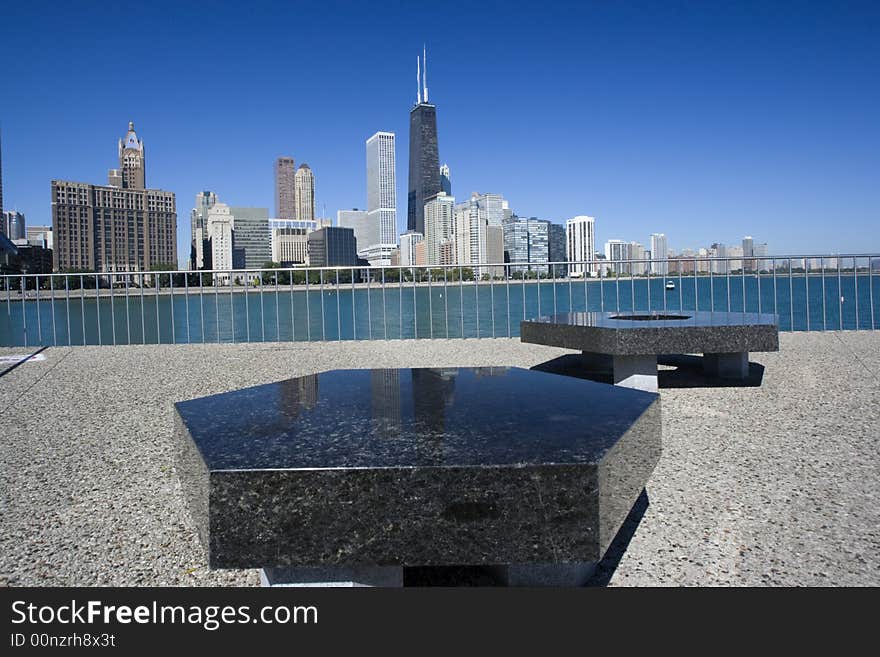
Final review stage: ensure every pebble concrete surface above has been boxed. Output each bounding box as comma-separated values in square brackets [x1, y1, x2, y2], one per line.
[0, 333, 878, 586]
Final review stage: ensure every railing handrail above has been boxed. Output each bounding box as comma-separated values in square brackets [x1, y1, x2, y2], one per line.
[2, 253, 879, 278]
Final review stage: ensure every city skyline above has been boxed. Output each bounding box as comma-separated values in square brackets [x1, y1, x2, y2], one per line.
[1, 2, 878, 267]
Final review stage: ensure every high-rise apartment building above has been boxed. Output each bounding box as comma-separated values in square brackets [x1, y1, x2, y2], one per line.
[650, 233, 668, 275]
[294, 164, 315, 222]
[502, 215, 550, 274]
[366, 132, 397, 248]
[424, 192, 455, 265]
[52, 122, 177, 272]
[2, 211, 26, 240]
[407, 50, 440, 235]
[565, 216, 596, 277]
[275, 157, 296, 220]
[605, 239, 631, 274]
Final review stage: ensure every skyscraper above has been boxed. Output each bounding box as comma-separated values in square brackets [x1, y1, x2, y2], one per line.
[440, 163, 451, 196]
[565, 216, 596, 277]
[52, 122, 177, 272]
[275, 157, 296, 220]
[294, 164, 315, 222]
[366, 132, 397, 245]
[3, 211, 26, 240]
[407, 49, 440, 235]
[423, 192, 455, 265]
[650, 233, 668, 275]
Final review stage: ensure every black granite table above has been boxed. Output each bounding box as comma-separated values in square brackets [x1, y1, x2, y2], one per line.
[521, 311, 779, 392]
[174, 367, 661, 586]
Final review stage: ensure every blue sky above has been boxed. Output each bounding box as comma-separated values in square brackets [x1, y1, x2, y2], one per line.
[1, 1, 878, 266]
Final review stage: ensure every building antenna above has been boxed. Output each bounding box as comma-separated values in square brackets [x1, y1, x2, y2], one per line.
[423, 44, 428, 103]
[416, 55, 421, 104]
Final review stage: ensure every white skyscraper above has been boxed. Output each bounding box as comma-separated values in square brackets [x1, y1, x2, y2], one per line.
[365, 131, 398, 265]
[424, 192, 455, 265]
[565, 216, 596, 277]
[650, 233, 668, 275]
[337, 209, 373, 254]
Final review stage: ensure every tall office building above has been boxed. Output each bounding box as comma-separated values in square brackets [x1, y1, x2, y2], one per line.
[52, 122, 176, 272]
[407, 49, 441, 235]
[3, 211, 26, 240]
[650, 233, 668, 275]
[440, 163, 451, 196]
[230, 206, 270, 269]
[307, 227, 358, 267]
[295, 164, 315, 222]
[275, 157, 296, 220]
[565, 216, 596, 277]
[424, 192, 455, 265]
[190, 190, 217, 270]
[548, 222, 566, 269]
[366, 132, 397, 246]
[337, 209, 372, 253]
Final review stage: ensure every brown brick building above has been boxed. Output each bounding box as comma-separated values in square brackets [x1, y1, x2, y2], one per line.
[52, 122, 177, 272]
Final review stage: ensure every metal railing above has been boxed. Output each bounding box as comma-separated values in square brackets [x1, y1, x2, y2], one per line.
[1, 254, 877, 347]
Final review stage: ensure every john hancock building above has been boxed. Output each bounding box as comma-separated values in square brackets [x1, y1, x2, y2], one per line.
[52, 122, 177, 273]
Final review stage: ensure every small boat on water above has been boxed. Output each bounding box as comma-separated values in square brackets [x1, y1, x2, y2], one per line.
[665, 280, 675, 291]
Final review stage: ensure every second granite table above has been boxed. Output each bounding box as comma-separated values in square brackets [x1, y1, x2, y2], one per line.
[173, 367, 661, 586]
[521, 311, 779, 392]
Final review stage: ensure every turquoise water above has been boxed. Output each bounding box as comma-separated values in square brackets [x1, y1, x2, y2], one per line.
[1, 273, 877, 346]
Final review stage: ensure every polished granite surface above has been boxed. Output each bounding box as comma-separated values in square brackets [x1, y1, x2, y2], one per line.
[175, 367, 657, 471]
[521, 311, 779, 355]
[173, 367, 662, 569]
[526, 311, 779, 329]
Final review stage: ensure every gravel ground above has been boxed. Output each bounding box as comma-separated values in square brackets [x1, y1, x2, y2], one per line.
[0, 333, 878, 586]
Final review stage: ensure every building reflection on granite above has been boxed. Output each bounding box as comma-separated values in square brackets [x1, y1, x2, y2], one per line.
[412, 368, 457, 437]
[278, 374, 318, 419]
[371, 369, 402, 436]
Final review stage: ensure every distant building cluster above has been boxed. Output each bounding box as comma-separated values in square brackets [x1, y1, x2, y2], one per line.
[0, 55, 788, 282]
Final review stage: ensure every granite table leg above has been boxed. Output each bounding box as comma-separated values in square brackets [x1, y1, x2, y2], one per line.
[703, 352, 749, 379]
[260, 566, 404, 588]
[612, 354, 658, 392]
[492, 562, 597, 587]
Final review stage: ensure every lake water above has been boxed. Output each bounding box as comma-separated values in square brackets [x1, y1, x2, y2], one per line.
[1, 273, 877, 347]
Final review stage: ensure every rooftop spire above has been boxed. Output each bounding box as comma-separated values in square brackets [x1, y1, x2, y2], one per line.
[416, 55, 421, 104]
[423, 44, 428, 103]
